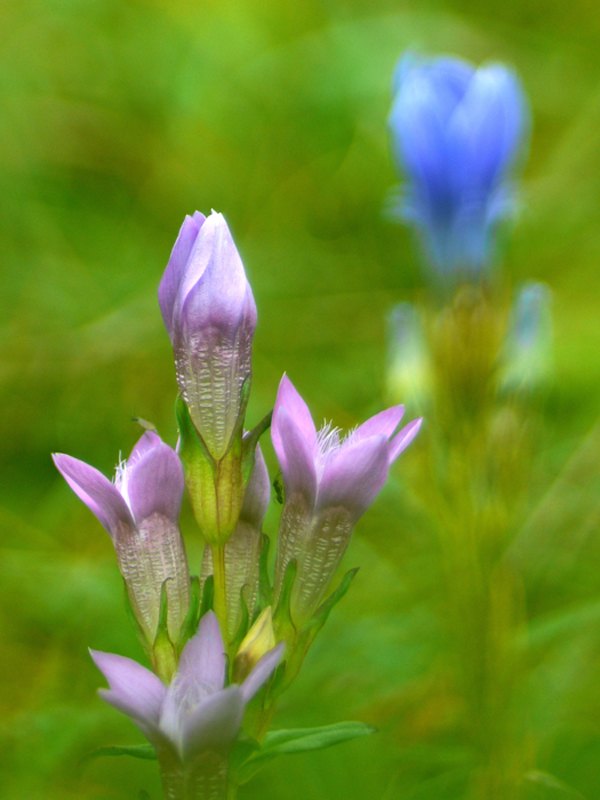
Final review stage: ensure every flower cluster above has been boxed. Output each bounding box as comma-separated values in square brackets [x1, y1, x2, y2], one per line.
[54, 211, 420, 799]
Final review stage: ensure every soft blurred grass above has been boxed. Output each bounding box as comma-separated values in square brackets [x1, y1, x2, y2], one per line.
[2, 0, 600, 798]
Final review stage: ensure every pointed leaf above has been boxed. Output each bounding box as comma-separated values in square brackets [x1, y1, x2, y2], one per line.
[236, 722, 376, 784]
[83, 744, 157, 762]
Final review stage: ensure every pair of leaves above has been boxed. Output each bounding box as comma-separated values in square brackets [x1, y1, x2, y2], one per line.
[86, 721, 376, 786]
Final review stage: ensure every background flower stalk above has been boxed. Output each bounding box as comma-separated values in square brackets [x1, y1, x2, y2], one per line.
[389, 53, 529, 280]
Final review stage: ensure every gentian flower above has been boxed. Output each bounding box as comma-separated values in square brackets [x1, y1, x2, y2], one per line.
[201, 444, 270, 639]
[53, 432, 190, 663]
[389, 53, 529, 277]
[91, 611, 283, 797]
[158, 211, 257, 462]
[271, 375, 422, 625]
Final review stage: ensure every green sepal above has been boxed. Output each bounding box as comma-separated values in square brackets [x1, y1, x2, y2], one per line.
[176, 575, 201, 655]
[152, 579, 177, 683]
[139, 792, 152, 800]
[122, 580, 152, 660]
[153, 579, 171, 646]
[175, 395, 216, 475]
[241, 410, 273, 484]
[200, 575, 215, 618]
[83, 744, 157, 762]
[257, 534, 272, 611]
[273, 474, 284, 505]
[231, 586, 251, 655]
[234, 722, 376, 784]
[272, 559, 297, 635]
[306, 567, 359, 642]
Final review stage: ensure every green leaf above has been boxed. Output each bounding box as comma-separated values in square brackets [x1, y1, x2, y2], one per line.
[83, 744, 157, 762]
[236, 722, 376, 784]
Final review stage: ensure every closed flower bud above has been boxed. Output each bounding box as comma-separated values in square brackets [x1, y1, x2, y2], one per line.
[159, 211, 257, 462]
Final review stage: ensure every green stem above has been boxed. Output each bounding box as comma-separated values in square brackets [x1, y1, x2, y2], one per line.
[212, 543, 229, 648]
[226, 779, 238, 800]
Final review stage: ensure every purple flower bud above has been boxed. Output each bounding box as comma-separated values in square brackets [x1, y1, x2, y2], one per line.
[91, 612, 284, 793]
[389, 53, 529, 277]
[201, 444, 270, 639]
[159, 212, 257, 461]
[271, 375, 421, 624]
[53, 432, 191, 647]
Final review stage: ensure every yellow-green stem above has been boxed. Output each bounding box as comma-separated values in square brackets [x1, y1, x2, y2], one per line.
[212, 543, 229, 648]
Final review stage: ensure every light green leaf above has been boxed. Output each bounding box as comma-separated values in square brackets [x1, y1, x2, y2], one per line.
[236, 721, 376, 783]
[83, 744, 157, 762]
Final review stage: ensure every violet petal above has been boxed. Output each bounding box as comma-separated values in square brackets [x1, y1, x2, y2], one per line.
[317, 435, 390, 522]
[272, 375, 317, 460]
[273, 407, 317, 503]
[352, 405, 405, 442]
[158, 213, 205, 341]
[53, 454, 134, 535]
[389, 418, 422, 463]
[90, 649, 166, 727]
[126, 439, 184, 524]
[177, 611, 227, 693]
[181, 686, 245, 759]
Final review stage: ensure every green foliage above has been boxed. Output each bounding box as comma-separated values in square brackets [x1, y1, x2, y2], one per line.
[2, 0, 600, 798]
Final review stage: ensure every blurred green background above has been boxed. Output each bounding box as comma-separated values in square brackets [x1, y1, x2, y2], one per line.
[3, 0, 600, 798]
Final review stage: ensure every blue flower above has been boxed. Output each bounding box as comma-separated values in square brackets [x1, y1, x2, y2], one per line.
[389, 54, 529, 278]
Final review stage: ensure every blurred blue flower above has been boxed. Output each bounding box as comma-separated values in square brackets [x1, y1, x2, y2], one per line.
[389, 54, 529, 278]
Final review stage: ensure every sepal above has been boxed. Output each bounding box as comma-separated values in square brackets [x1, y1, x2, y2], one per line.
[257, 534, 273, 611]
[176, 575, 201, 656]
[200, 575, 215, 618]
[241, 410, 273, 484]
[272, 559, 297, 640]
[151, 580, 177, 683]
